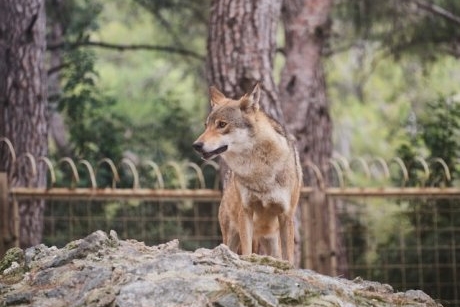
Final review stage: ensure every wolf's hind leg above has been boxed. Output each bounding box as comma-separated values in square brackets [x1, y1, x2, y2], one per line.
[278, 213, 295, 264]
[259, 235, 281, 259]
[238, 208, 254, 255]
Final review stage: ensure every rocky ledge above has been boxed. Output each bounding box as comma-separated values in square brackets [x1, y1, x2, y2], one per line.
[0, 230, 441, 307]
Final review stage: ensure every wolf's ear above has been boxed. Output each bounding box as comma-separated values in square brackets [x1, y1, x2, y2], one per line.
[209, 86, 226, 108]
[240, 83, 260, 112]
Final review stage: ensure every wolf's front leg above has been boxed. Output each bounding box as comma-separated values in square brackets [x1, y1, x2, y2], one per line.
[226, 231, 240, 253]
[238, 207, 254, 255]
[278, 213, 295, 264]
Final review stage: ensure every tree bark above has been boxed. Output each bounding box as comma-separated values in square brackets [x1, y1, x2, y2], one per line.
[0, 0, 48, 248]
[279, 0, 332, 168]
[278, 0, 342, 275]
[206, 0, 283, 122]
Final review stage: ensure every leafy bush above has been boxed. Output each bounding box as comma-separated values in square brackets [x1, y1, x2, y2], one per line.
[373, 96, 460, 302]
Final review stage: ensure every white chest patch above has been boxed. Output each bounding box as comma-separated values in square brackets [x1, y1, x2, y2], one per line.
[239, 184, 291, 213]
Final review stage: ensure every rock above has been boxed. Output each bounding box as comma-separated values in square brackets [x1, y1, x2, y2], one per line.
[0, 248, 24, 273]
[0, 247, 26, 285]
[0, 231, 442, 307]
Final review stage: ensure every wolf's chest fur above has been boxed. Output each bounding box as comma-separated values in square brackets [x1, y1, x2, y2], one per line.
[222, 138, 295, 213]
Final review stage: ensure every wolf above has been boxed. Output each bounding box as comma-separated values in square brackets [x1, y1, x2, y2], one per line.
[192, 84, 302, 264]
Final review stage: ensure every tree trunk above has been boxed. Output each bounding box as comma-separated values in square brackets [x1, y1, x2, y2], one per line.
[278, 0, 341, 275]
[0, 0, 48, 248]
[206, 0, 284, 188]
[206, 0, 283, 122]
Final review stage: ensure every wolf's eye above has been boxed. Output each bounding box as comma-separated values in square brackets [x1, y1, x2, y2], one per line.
[216, 121, 227, 129]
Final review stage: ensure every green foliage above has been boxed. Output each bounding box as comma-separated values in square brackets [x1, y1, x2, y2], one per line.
[372, 96, 460, 303]
[133, 0, 209, 46]
[396, 96, 460, 184]
[118, 96, 200, 163]
[59, 49, 127, 162]
[44, 0, 208, 249]
[90, 0, 208, 162]
[421, 97, 460, 163]
[326, 35, 460, 159]
[329, 1, 460, 162]
[46, 0, 103, 38]
[333, 0, 460, 60]
[47, 0, 126, 162]
[47, 0, 204, 165]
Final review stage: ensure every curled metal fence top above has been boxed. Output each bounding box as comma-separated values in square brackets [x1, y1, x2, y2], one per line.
[0, 137, 459, 190]
[14, 156, 221, 190]
[303, 155, 456, 189]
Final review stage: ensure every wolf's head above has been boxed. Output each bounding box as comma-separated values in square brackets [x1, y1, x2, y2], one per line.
[192, 84, 261, 160]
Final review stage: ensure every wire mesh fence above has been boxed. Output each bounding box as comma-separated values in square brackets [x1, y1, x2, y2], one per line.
[42, 199, 221, 251]
[36, 198, 456, 307]
[38, 195, 459, 306]
[335, 197, 459, 307]
[1, 136, 460, 306]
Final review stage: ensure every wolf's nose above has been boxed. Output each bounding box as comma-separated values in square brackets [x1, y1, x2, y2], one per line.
[192, 142, 204, 152]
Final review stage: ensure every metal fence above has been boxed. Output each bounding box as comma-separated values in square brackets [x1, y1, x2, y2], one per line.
[42, 199, 220, 250]
[36, 189, 459, 307]
[336, 197, 459, 306]
[1, 137, 459, 306]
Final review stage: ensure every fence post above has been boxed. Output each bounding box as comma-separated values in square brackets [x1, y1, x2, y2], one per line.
[301, 189, 333, 275]
[300, 197, 313, 269]
[0, 172, 8, 257]
[0, 172, 19, 258]
[12, 197, 19, 249]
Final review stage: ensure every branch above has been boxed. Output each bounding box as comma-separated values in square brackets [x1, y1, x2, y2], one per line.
[48, 62, 72, 76]
[409, 0, 460, 27]
[440, 44, 460, 58]
[47, 41, 205, 61]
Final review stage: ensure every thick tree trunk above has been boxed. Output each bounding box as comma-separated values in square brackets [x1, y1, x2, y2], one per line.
[0, 0, 48, 248]
[279, 0, 332, 168]
[278, 0, 342, 275]
[279, 0, 339, 275]
[206, 0, 283, 122]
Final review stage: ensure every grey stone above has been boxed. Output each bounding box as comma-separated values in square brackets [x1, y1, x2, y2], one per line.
[0, 231, 442, 307]
[3, 292, 32, 306]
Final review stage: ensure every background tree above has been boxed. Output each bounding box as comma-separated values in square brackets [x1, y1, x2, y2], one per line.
[0, 0, 48, 247]
[332, 0, 460, 80]
[206, 0, 283, 121]
[278, 0, 336, 274]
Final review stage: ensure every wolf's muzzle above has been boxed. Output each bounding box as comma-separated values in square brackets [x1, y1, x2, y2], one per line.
[192, 142, 204, 152]
[192, 142, 228, 159]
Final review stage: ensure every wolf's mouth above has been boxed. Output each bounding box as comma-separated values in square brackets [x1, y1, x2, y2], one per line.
[202, 145, 228, 159]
